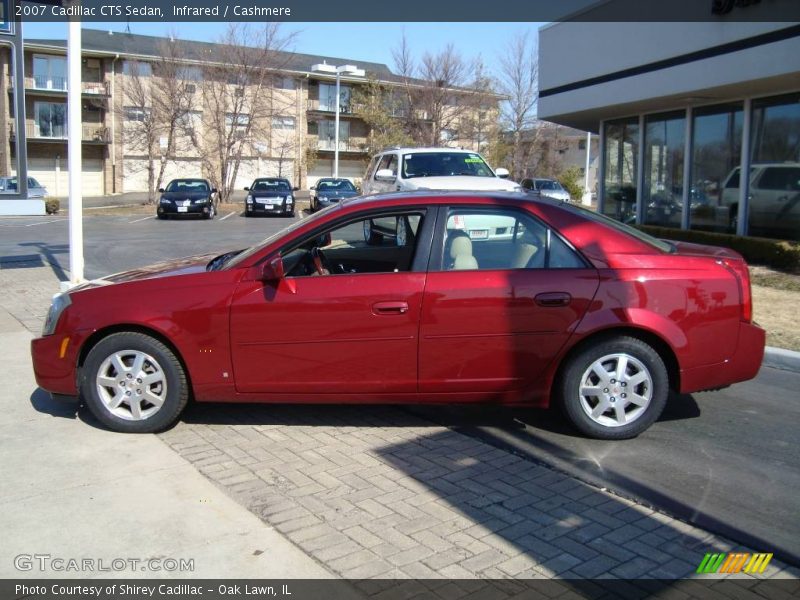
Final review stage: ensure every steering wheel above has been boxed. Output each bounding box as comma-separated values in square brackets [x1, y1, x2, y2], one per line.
[311, 247, 330, 276]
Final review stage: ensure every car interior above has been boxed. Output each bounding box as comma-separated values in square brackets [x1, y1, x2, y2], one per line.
[283, 213, 423, 277]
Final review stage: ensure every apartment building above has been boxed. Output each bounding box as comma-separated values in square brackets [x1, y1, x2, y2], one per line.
[1, 29, 499, 196]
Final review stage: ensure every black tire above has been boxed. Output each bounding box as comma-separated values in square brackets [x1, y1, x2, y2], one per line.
[558, 336, 669, 440]
[729, 205, 739, 234]
[79, 332, 189, 434]
[205, 205, 215, 220]
[157, 214, 167, 220]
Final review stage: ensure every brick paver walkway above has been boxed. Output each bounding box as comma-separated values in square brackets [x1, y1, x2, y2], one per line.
[3, 259, 798, 582]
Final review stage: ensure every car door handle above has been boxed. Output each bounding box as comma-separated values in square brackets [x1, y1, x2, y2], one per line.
[372, 301, 409, 315]
[535, 292, 571, 307]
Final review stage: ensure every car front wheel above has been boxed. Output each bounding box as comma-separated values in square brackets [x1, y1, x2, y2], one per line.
[558, 336, 668, 440]
[80, 332, 189, 433]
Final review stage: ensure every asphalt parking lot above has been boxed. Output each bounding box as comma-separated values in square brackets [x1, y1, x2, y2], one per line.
[1, 208, 798, 568]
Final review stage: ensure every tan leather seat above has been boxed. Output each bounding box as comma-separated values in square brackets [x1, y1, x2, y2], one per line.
[450, 235, 478, 270]
[512, 242, 539, 268]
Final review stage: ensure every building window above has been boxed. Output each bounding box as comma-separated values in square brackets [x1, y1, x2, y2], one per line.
[226, 113, 250, 138]
[602, 118, 639, 223]
[272, 116, 296, 130]
[748, 93, 800, 241]
[124, 106, 150, 122]
[275, 76, 296, 90]
[318, 119, 350, 150]
[178, 110, 202, 134]
[642, 111, 685, 228]
[33, 55, 66, 91]
[178, 66, 203, 82]
[689, 103, 742, 234]
[34, 101, 66, 138]
[319, 83, 351, 113]
[578, 139, 586, 150]
[122, 60, 152, 77]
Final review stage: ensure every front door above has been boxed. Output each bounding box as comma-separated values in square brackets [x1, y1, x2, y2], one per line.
[419, 206, 599, 394]
[229, 210, 429, 395]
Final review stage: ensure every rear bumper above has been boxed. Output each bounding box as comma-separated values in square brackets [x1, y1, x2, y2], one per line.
[680, 321, 766, 393]
[31, 332, 86, 396]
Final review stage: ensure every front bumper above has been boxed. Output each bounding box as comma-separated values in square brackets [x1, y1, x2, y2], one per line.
[680, 321, 766, 393]
[31, 331, 89, 396]
[157, 203, 212, 216]
[246, 200, 293, 215]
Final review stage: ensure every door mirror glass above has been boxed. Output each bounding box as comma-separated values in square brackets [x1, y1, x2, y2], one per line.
[158, 188, 165, 193]
[495, 168, 510, 179]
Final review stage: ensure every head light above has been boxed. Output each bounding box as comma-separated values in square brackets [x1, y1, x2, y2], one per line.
[246, 195, 253, 203]
[42, 292, 71, 336]
[286, 196, 293, 204]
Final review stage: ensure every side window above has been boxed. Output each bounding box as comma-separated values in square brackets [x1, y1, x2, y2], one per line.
[758, 167, 800, 191]
[284, 212, 424, 277]
[385, 154, 398, 176]
[441, 208, 585, 271]
[724, 168, 741, 189]
[374, 154, 392, 179]
[364, 156, 379, 181]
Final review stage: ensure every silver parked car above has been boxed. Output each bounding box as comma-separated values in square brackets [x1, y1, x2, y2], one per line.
[0, 176, 49, 198]
[521, 178, 571, 202]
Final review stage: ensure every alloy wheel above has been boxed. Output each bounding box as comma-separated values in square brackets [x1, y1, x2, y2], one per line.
[95, 350, 168, 421]
[577, 353, 653, 428]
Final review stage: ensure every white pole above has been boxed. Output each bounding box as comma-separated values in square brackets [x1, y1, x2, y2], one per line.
[67, 17, 84, 286]
[333, 70, 340, 178]
[582, 131, 592, 206]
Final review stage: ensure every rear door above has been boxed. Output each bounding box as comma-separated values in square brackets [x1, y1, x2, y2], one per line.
[419, 206, 599, 394]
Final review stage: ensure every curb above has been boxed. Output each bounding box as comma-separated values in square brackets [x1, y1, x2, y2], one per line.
[763, 346, 800, 373]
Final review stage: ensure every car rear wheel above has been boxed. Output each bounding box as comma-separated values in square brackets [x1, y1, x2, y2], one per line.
[558, 336, 668, 440]
[80, 332, 189, 433]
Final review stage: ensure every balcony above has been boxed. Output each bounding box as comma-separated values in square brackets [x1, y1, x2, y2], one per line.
[6, 75, 110, 96]
[9, 122, 110, 144]
[313, 136, 367, 153]
[307, 98, 355, 115]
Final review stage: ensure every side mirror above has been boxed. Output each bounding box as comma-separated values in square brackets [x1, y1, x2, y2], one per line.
[293, 186, 300, 191]
[158, 188, 165, 193]
[375, 169, 396, 182]
[310, 185, 316, 190]
[244, 187, 250, 191]
[495, 168, 510, 179]
[260, 255, 285, 282]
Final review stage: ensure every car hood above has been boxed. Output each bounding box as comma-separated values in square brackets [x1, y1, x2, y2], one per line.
[250, 190, 292, 198]
[72, 254, 217, 290]
[403, 176, 521, 192]
[161, 192, 210, 201]
[317, 190, 359, 198]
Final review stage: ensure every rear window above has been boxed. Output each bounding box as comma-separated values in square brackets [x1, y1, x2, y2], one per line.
[564, 204, 675, 253]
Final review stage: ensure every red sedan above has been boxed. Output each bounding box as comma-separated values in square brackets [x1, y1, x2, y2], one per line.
[31, 193, 765, 439]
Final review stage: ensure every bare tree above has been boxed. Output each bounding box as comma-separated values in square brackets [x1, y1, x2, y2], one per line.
[352, 75, 412, 162]
[498, 31, 539, 179]
[118, 36, 196, 203]
[392, 34, 492, 147]
[189, 23, 295, 203]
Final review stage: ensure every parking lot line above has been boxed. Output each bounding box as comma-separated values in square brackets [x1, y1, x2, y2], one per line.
[220, 212, 236, 221]
[24, 219, 67, 227]
[129, 215, 155, 223]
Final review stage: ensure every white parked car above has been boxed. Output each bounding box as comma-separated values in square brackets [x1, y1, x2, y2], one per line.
[721, 162, 800, 237]
[361, 147, 522, 195]
[0, 176, 48, 198]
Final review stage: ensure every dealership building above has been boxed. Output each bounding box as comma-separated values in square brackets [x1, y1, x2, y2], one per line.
[538, 13, 800, 241]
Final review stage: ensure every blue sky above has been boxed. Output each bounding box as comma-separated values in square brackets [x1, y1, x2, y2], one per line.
[22, 22, 544, 79]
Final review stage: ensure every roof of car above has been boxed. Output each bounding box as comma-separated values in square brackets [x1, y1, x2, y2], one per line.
[254, 177, 290, 181]
[342, 190, 551, 209]
[377, 147, 486, 155]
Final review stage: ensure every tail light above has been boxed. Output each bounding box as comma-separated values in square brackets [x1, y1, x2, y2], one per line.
[721, 259, 753, 323]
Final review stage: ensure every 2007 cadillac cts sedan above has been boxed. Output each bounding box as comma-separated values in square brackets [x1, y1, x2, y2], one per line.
[31, 192, 765, 439]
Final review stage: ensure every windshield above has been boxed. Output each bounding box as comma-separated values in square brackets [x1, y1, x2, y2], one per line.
[224, 204, 340, 269]
[166, 179, 209, 193]
[402, 152, 494, 179]
[564, 204, 675, 253]
[536, 180, 562, 191]
[252, 179, 291, 192]
[318, 180, 356, 192]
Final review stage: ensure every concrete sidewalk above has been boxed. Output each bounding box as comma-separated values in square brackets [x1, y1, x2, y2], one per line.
[0, 307, 331, 579]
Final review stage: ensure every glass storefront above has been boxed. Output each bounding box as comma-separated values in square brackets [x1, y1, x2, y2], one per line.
[749, 93, 800, 241]
[689, 103, 743, 233]
[602, 118, 639, 224]
[642, 112, 685, 228]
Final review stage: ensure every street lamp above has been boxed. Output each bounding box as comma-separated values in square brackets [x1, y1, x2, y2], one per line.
[310, 62, 365, 179]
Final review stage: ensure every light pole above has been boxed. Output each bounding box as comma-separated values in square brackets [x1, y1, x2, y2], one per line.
[310, 62, 365, 179]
